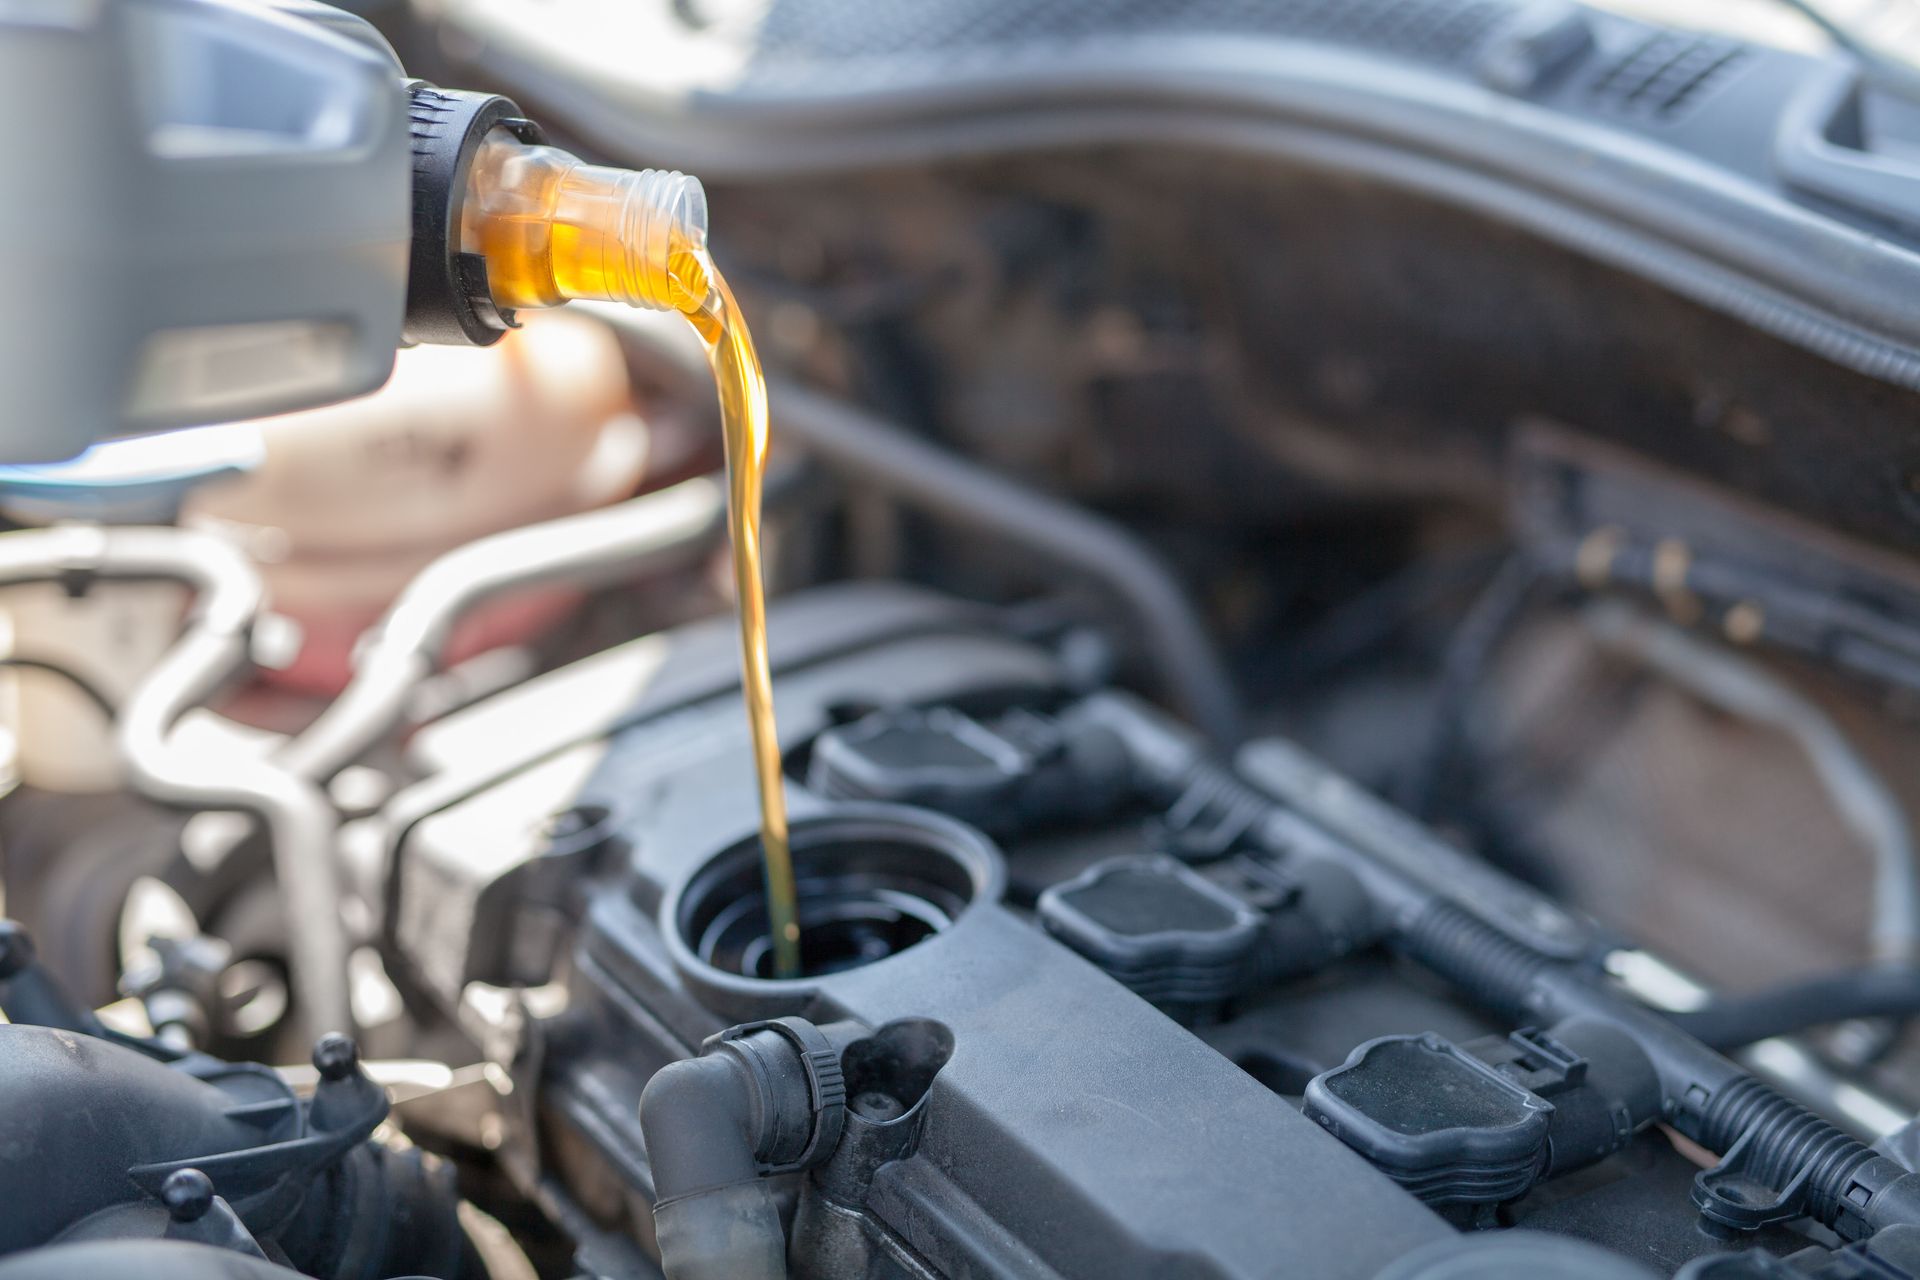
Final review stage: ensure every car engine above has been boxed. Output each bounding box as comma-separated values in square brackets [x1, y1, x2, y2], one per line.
[11, 1, 1920, 1277]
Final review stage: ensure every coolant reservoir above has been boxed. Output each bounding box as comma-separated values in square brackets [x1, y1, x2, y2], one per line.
[183, 312, 650, 695]
[0, 312, 658, 784]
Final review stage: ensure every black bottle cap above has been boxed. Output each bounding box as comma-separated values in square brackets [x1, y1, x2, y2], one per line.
[403, 84, 544, 347]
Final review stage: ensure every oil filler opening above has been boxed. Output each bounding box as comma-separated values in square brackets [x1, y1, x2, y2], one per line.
[672, 805, 1004, 981]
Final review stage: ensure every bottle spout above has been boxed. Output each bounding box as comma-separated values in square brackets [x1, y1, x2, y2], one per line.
[459, 128, 710, 315]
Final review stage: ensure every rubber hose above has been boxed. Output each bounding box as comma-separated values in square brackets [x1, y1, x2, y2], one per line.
[769, 379, 1241, 747]
[1667, 967, 1920, 1051]
[639, 1054, 787, 1280]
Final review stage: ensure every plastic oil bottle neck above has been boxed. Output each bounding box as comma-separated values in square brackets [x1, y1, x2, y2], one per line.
[459, 129, 711, 314]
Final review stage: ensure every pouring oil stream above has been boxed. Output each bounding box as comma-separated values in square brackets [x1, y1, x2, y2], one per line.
[461, 135, 803, 977]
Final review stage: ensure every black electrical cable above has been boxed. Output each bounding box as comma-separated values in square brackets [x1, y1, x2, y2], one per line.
[0, 655, 117, 721]
[1403, 554, 1540, 821]
[1286, 546, 1505, 685]
[1765, 0, 1920, 100]
[1772, 0, 1883, 59]
[1665, 966, 1920, 1052]
[770, 378, 1243, 747]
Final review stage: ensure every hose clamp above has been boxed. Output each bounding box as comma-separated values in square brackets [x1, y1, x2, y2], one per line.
[705, 1016, 847, 1174]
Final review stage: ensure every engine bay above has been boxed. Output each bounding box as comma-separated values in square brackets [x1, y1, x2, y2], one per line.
[13, 1, 1920, 1278]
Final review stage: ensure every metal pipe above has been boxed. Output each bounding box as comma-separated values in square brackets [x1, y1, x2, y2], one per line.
[0, 525, 354, 1035]
[122, 624, 355, 1036]
[98, 479, 724, 1040]
[1584, 598, 1920, 964]
[277, 474, 726, 786]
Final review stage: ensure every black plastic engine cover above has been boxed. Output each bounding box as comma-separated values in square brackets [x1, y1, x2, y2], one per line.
[385, 585, 1452, 1278]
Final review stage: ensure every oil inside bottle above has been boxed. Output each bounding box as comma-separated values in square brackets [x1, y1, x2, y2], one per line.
[463, 133, 803, 977]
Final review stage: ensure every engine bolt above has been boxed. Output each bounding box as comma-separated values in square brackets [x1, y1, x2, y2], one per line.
[161, 1168, 214, 1222]
[312, 1032, 360, 1082]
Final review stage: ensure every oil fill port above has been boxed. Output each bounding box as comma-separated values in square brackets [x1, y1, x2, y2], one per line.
[669, 805, 1004, 983]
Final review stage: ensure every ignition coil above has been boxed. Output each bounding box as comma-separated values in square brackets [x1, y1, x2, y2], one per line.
[1301, 1018, 1662, 1216]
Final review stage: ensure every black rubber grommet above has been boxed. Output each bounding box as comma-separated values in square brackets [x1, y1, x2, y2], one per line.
[403, 84, 545, 347]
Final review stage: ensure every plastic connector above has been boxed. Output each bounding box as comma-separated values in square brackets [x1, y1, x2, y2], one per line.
[1304, 1020, 1661, 1212]
[807, 705, 1132, 836]
[1304, 1033, 1554, 1207]
[1037, 852, 1375, 1024]
[700, 1017, 848, 1175]
[1038, 856, 1265, 1022]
